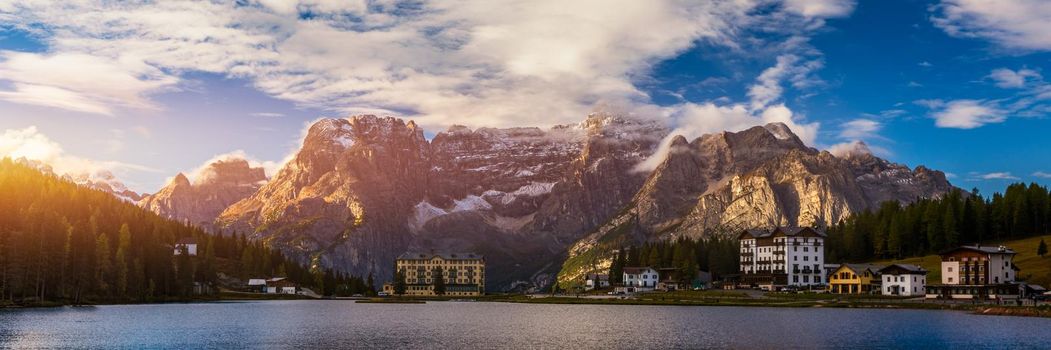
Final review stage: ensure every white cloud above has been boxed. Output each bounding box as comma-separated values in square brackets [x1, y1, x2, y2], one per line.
[838, 119, 881, 139]
[973, 172, 1020, 180]
[0, 0, 760, 128]
[0, 51, 178, 115]
[933, 0, 1051, 51]
[251, 112, 285, 118]
[928, 99, 1006, 129]
[783, 0, 857, 18]
[918, 61, 933, 67]
[0, 126, 156, 187]
[748, 54, 823, 110]
[1033, 171, 1051, 179]
[988, 68, 1041, 88]
[827, 140, 870, 158]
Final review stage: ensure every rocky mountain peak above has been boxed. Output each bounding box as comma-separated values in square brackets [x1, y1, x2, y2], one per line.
[172, 172, 191, 187]
[139, 157, 266, 229]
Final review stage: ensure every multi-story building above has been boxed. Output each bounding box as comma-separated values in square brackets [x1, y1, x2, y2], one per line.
[738, 227, 826, 289]
[828, 263, 884, 294]
[621, 267, 659, 292]
[384, 252, 485, 296]
[879, 264, 927, 296]
[925, 245, 1019, 300]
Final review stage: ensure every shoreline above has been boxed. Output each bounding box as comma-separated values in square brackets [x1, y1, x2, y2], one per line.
[5, 293, 1049, 319]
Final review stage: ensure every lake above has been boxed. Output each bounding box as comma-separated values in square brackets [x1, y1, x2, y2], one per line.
[2, 301, 1050, 349]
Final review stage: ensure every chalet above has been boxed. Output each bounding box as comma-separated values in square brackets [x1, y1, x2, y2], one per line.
[247, 278, 267, 293]
[621, 267, 659, 292]
[879, 264, 927, 296]
[265, 277, 298, 294]
[585, 273, 610, 291]
[738, 227, 826, 290]
[925, 245, 1020, 300]
[174, 237, 198, 256]
[828, 263, 883, 294]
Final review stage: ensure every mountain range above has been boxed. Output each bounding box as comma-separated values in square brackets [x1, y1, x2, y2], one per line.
[133, 114, 954, 291]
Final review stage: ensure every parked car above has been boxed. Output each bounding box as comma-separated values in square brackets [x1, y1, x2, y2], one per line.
[377, 292, 389, 297]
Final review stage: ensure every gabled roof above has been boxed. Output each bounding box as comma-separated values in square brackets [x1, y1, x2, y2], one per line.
[623, 267, 655, 274]
[738, 227, 826, 239]
[774, 227, 827, 238]
[879, 264, 927, 275]
[175, 237, 197, 245]
[939, 245, 1016, 256]
[839, 263, 885, 275]
[397, 252, 484, 260]
[738, 229, 771, 239]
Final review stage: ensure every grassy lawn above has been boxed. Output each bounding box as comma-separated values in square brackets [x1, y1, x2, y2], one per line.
[870, 234, 1051, 287]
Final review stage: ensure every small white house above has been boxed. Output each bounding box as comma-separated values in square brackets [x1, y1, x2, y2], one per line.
[622, 267, 659, 292]
[585, 274, 610, 291]
[880, 264, 927, 296]
[174, 237, 198, 256]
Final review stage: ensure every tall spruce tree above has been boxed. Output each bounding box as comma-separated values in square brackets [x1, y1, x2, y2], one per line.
[432, 266, 445, 295]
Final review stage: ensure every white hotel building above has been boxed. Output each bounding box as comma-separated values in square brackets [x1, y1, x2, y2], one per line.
[738, 227, 826, 289]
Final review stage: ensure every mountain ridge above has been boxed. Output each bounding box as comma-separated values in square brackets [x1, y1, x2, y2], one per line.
[136, 114, 954, 292]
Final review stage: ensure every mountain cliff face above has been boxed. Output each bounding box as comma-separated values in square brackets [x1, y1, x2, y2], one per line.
[138, 158, 267, 229]
[212, 114, 662, 290]
[139, 114, 953, 292]
[557, 124, 954, 285]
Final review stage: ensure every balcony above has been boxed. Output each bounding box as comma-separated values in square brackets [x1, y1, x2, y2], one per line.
[741, 252, 754, 257]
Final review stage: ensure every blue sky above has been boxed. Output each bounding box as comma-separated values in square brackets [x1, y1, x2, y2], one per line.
[0, 0, 1048, 196]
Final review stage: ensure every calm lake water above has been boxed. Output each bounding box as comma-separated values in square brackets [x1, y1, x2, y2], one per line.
[2, 300, 1050, 349]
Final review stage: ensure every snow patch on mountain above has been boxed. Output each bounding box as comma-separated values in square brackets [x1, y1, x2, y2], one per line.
[481, 182, 556, 205]
[410, 201, 447, 231]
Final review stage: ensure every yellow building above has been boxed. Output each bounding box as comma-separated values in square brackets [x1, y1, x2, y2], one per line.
[828, 264, 884, 294]
[383, 252, 485, 296]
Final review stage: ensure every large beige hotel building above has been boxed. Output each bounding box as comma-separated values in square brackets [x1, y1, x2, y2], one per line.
[384, 252, 485, 296]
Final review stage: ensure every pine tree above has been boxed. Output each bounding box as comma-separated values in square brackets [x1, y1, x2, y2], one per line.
[943, 204, 959, 248]
[94, 233, 111, 295]
[646, 245, 661, 268]
[115, 223, 131, 297]
[201, 236, 217, 285]
[393, 269, 407, 295]
[609, 248, 626, 284]
[240, 246, 255, 279]
[366, 272, 376, 296]
[432, 266, 445, 295]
